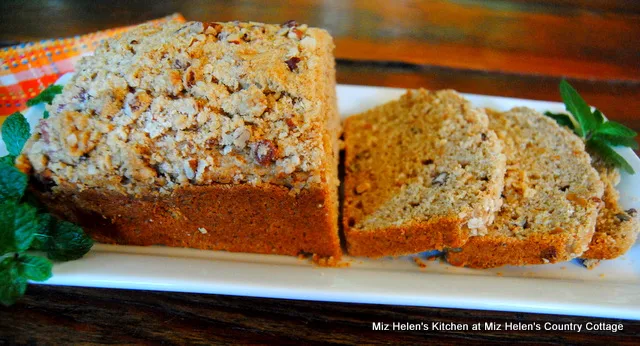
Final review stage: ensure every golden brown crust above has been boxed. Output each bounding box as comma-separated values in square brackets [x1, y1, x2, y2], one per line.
[446, 232, 591, 268]
[345, 217, 465, 258]
[33, 183, 341, 259]
[581, 158, 639, 262]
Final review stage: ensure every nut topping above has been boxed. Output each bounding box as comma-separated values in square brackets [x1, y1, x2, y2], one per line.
[288, 29, 303, 40]
[203, 22, 223, 37]
[283, 20, 298, 28]
[285, 117, 297, 130]
[253, 140, 277, 166]
[432, 172, 448, 186]
[285, 57, 301, 71]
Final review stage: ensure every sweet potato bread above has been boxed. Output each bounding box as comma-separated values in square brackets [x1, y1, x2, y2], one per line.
[343, 90, 507, 257]
[581, 155, 639, 268]
[17, 20, 342, 258]
[446, 108, 604, 268]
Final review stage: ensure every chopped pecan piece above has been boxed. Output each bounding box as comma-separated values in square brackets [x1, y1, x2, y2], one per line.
[253, 140, 277, 165]
[173, 59, 189, 70]
[289, 28, 303, 39]
[283, 20, 298, 28]
[285, 117, 297, 130]
[203, 22, 223, 37]
[285, 57, 301, 71]
[39, 119, 50, 144]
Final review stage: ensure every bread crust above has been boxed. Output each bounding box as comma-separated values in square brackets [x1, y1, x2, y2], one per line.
[32, 183, 341, 258]
[581, 160, 639, 263]
[345, 218, 465, 258]
[446, 229, 596, 268]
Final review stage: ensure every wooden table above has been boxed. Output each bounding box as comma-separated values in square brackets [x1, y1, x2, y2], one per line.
[1, 0, 639, 343]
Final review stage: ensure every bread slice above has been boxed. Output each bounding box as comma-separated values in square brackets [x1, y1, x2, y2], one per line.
[446, 108, 604, 268]
[581, 155, 639, 268]
[343, 89, 506, 257]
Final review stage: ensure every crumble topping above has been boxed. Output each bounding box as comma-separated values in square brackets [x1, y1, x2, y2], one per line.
[20, 20, 336, 196]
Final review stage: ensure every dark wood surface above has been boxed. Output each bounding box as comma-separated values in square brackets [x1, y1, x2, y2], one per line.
[1, 0, 640, 344]
[2, 285, 640, 345]
[2, 0, 640, 81]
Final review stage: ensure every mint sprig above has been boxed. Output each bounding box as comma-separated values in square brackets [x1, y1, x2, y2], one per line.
[0, 155, 16, 165]
[0, 254, 53, 306]
[26, 84, 63, 107]
[544, 111, 575, 130]
[0, 104, 93, 306]
[0, 160, 28, 203]
[559, 80, 595, 137]
[0, 201, 39, 254]
[0, 257, 27, 306]
[47, 221, 94, 261]
[2, 112, 30, 157]
[546, 80, 637, 174]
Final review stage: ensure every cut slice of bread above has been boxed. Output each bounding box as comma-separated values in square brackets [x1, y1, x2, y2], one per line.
[446, 107, 604, 268]
[343, 89, 507, 257]
[581, 155, 639, 269]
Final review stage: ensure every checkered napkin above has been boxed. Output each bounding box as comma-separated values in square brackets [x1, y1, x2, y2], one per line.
[0, 13, 186, 124]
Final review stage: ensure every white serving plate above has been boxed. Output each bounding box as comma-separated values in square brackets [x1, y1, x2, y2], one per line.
[2, 74, 639, 320]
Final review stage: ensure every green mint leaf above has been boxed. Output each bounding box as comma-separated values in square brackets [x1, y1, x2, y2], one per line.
[0, 257, 27, 306]
[593, 133, 639, 150]
[0, 160, 28, 202]
[26, 84, 63, 107]
[593, 109, 605, 126]
[0, 201, 39, 255]
[43, 110, 50, 119]
[544, 111, 575, 130]
[594, 121, 637, 138]
[0, 155, 16, 165]
[30, 213, 53, 251]
[1, 112, 30, 156]
[588, 139, 635, 174]
[18, 254, 52, 282]
[559, 80, 595, 137]
[47, 220, 93, 261]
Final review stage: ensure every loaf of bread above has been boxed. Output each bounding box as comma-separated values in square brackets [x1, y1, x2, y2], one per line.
[342, 89, 506, 257]
[446, 108, 604, 268]
[581, 155, 639, 268]
[17, 20, 342, 259]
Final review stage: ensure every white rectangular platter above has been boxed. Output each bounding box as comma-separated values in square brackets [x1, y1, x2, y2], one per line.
[3, 74, 640, 320]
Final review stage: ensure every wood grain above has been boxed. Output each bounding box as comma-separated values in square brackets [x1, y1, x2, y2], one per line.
[1, 0, 639, 81]
[1, 285, 639, 345]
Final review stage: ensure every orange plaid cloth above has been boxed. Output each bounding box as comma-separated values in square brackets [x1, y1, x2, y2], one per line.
[0, 13, 186, 124]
